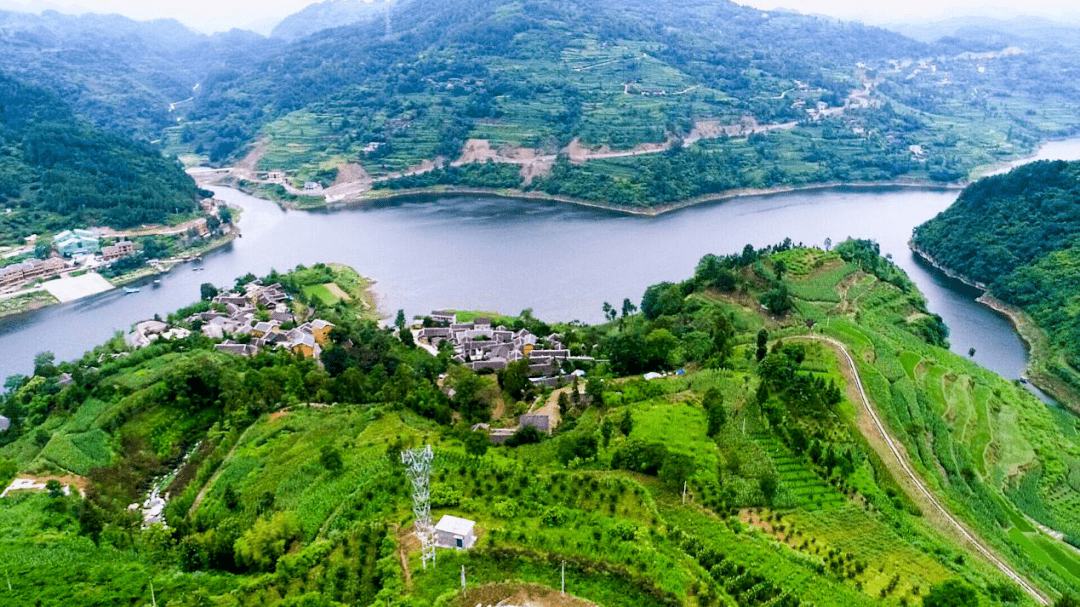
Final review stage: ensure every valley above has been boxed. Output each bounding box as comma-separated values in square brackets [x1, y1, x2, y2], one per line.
[2, 0, 1080, 605]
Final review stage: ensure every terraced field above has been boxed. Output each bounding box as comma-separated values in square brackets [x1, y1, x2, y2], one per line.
[772, 248, 1080, 595]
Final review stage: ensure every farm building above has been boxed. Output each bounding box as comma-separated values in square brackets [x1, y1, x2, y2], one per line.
[434, 515, 476, 550]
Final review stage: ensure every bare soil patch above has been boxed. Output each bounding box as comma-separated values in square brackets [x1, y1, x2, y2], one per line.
[322, 282, 352, 302]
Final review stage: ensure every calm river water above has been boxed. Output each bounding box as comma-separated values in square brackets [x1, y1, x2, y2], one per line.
[2, 141, 1080, 388]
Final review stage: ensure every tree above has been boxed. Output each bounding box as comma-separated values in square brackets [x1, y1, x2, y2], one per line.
[600, 418, 614, 447]
[200, 282, 218, 301]
[449, 367, 493, 423]
[233, 512, 302, 572]
[497, 360, 532, 402]
[319, 445, 343, 472]
[618, 409, 633, 435]
[922, 580, 980, 607]
[703, 388, 726, 437]
[759, 474, 778, 504]
[223, 484, 240, 509]
[585, 377, 604, 405]
[602, 301, 617, 322]
[45, 479, 63, 499]
[641, 282, 683, 320]
[465, 430, 490, 458]
[660, 452, 695, 488]
[621, 298, 637, 318]
[756, 328, 769, 362]
[558, 391, 570, 415]
[33, 351, 56, 377]
[395, 309, 406, 330]
[1056, 594, 1080, 607]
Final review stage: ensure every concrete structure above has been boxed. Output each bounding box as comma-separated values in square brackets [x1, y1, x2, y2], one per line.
[55, 229, 99, 256]
[519, 414, 551, 433]
[0, 257, 65, 288]
[0, 415, 9, 432]
[101, 240, 136, 261]
[434, 515, 476, 550]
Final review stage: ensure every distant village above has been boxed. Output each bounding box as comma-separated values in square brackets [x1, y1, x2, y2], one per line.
[0, 198, 229, 295]
[125, 280, 335, 361]
[415, 310, 594, 380]
[0, 229, 138, 292]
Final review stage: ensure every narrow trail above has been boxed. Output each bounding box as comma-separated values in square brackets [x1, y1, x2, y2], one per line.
[799, 334, 1050, 605]
[188, 424, 256, 516]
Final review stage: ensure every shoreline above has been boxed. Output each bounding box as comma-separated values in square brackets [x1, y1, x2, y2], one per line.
[910, 246, 1080, 414]
[0, 231, 238, 321]
[303, 179, 964, 217]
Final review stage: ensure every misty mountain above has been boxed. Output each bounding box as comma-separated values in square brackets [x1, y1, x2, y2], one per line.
[0, 72, 204, 241]
[0, 10, 280, 139]
[185, 0, 932, 161]
[270, 0, 390, 41]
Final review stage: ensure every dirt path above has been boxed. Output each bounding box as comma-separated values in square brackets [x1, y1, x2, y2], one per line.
[188, 423, 257, 516]
[798, 335, 1049, 604]
[97, 216, 208, 238]
[529, 383, 572, 429]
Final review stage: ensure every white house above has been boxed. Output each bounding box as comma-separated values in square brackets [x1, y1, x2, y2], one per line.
[434, 515, 476, 550]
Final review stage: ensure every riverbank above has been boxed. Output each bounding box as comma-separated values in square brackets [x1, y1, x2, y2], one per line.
[291, 179, 964, 217]
[910, 246, 1080, 415]
[0, 230, 238, 321]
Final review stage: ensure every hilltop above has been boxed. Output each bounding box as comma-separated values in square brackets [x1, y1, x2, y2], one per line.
[1, 249, 1078, 605]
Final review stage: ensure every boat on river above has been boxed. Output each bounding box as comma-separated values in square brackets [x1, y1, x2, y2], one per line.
[123, 287, 140, 294]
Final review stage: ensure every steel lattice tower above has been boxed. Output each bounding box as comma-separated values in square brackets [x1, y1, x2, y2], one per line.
[401, 445, 436, 568]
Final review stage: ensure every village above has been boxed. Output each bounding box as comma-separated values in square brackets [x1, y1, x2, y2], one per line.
[415, 310, 600, 443]
[0, 198, 231, 306]
[123, 280, 337, 360]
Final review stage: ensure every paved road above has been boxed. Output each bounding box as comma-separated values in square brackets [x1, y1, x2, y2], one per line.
[801, 335, 1050, 605]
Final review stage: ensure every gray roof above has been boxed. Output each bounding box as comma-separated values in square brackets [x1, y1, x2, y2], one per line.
[434, 515, 475, 536]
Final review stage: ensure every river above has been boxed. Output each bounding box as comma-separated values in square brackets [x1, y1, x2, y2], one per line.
[2, 141, 1080, 388]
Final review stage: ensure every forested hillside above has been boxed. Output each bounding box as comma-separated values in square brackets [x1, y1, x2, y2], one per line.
[0, 10, 282, 139]
[2, 254, 1079, 605]
[913, 160, 1080, 393]
[162, 0, 1080, 207]
[0, 74, 205, 242]
[4, 1, 1080, 209]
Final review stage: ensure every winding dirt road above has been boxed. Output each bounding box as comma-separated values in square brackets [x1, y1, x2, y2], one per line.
[800, 335, 1050, 605]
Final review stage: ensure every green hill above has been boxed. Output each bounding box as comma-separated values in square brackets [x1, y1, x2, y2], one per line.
[912, 160, 1080, 406]
[0, 73, 206, 244]
[171, 0, 1080, 206]
[2, 254, 1079, 605]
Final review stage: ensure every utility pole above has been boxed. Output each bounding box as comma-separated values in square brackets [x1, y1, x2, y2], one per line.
[461, 565, 466, 590]
[682, 481, 687, 504]
[561, 560, 566, 595]
[150, 579, 157, 607]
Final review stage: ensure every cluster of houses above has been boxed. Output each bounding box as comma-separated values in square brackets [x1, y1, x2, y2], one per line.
[191, 281, 334, 359]
[416, 310, 575, 376]
[0, 228, 139, 292]
[0, 257, 66, 290]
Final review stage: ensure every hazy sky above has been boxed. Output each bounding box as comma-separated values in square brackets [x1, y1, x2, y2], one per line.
[0, 0, 1077, 34]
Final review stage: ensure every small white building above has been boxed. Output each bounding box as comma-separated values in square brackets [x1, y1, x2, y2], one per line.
[434, 515, 476, 550]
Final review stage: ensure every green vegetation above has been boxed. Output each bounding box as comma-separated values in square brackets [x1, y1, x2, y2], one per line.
[2, 250, 1079, 605]
[0, 74, 206, 245]
[913, 160, 1080, 404]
